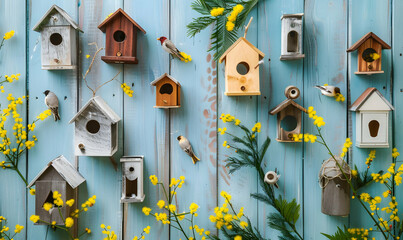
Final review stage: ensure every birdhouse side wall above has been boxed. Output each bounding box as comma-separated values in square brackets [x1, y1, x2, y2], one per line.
[357, 39, 382, 73]
[155, 78, 178, 107]
[41, 26, 72, 69]
[276, 105, 302, 142]
[104, 16, 134, 58]
[69, 27, 77, 66]
[281, 17, 303, 56]
[35, 180, 72, 225]
[225, 41, 260, 95]
[73, 107, 113, 156]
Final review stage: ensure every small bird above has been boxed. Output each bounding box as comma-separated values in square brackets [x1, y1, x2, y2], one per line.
[44, 90, 60, 121]
[177, 136, 200, 164]
[314, 85, 341, 97]
[157, 36, 184, 60]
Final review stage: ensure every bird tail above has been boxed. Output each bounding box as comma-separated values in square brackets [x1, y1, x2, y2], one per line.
[191, 154, 200, 164]
[51, 107, 60, 121]
[314, 85, 325, 91]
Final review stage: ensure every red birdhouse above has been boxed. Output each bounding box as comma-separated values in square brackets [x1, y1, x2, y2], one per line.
[98, 8, 146, 64]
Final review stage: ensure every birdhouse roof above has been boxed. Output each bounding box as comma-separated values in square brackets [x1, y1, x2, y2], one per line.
[269, 99, 306, 115]
[346, 32, 391, 52]
[281, 13, 304, 20]
[150, 73, 181, 86]
[33, 5, 83, 32]
[219, 37, 265, 63]
[98, 8, 146, 34]
[121, 155, 144, 163]
[27, 155, 85, 189]
[69, 96, 121, 124]
[350, 87, 394, 111]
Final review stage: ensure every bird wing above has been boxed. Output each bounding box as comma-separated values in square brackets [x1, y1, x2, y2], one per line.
[45, 93, 59, 108]
[314, 85, 332, 94]
[179, 138, 193, 156]
[164, 40, 183, 59]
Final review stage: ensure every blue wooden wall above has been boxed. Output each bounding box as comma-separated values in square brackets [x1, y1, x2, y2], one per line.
[0, 0, 401, 239]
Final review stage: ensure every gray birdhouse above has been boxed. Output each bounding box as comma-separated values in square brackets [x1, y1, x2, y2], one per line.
[350, 87, 394, 148]
[319, 156, 351, 216]
[280, 13, 304, 60]
[27, 155, 85, 225]
[121, 156, 145, 203]
[270, 86, 306, 142]
[69, 96, 121, 156]
[33, 5, 83, 70]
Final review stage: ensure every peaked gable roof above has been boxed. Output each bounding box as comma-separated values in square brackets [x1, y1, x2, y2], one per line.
[27, 155, 85, 189]
[347, 32, 391, 52]
[150, 73, 181, 86]
[350, 87, 394, 111]
[219, 37, 265, 63]
[69, 96, 121, 124]
[269, 99, 306, 115]
[98, 8, 146, 34]
[33, 5, 83, 32]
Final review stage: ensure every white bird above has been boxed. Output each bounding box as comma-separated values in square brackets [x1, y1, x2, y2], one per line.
[177, 135, 200, 164]
[157, 36, 184, 60]
[44, 90, 60, 121]
[314, 85, 341, 97]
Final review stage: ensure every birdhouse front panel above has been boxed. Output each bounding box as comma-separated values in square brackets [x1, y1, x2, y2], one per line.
[121, 157, 145, 203]
[104, 15, 135, 62]
[357, 112, 389, 148]
[280, 14, 304, 60]
[41, 26, 74, 69]
[276, 105, 302, 142]
[73, 104, 116, 156]
[156, 78, 180, 107]
[225, 41, 260, 96]
[357, 39, 382, 73]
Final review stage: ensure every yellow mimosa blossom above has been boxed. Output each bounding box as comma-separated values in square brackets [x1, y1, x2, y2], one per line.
[43, 202, 53, 211]
[226, 21, 235, 31]
[150, 175, 158, 185]
[370, 52, 380, 60]
[157, 200, 165, 209]
[3, 30, 15, 40]
[86, 54, 90, 59]
[227, 4, 244, 22]
[29, 189, 36, 195]
[121, 83, 134, 97]
[393, 148, 400, 158]
[180, 52, 192, 62]
[14, 224, 24, 233]
[252, 122, 261, 133]
[351, 170, 358, 177]
[234, 235, 242, 240]
[142, 207, 152, 216]
[334, 93, 345, 102]
[65, 217, 74, 228]
[210, 7, 225, 17]
[340, 138, 353, 158]
[29, 215, 40, 223]
[37, 109, 52, 121]
[189, 203, 199, 214]
[66, 199, 75, 207]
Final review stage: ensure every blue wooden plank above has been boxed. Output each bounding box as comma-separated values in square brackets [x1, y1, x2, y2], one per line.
[169, 0, 220, 239]
[77, 0, 124, 239]
[303, 0, 348, 238]
[216, 9, 260, 239]
[257, 0, 305, 238]
[0, 0, 27, 239]
[26, 0, 78, 239]
[348, 0, 393, 238]
[122, 0, 171, 239]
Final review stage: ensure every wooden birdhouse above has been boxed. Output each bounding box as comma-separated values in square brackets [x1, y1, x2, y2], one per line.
[69, 96, 121, 156]
[350, 88, 394, 148]
[347, 32, 391, 74]
[269, 86, 306, 142]
[219, 36, 265, 96]
[121, 156, 145, 203]
[27, 155, 85, 225]
[33, 5, 83, 70]
[98, 8, 146, 64]
[280, 13, 305, 60]
[150, 73, 181, 108]
[319, 156, 351, 216]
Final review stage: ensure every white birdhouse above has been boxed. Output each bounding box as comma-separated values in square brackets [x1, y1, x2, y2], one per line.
[33, 5, 83, 70]
[264, 171, 280, 188]
[280, 13, 304, 60]
[69, 96, 121, 156]
[121, 156, 145, 203]
[350, 88, 394, 148]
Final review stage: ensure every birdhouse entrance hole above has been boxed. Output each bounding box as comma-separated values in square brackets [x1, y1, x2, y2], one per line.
[126, 177, 138, 197]
[50, 33, 63, 46]
[281, 115, 298, 131]
[86, 120, 100, 134]
[362, 48, 377, 62]
[160, 83, 173, 95]
[43, 190, 54, 207]
[369, 120, 380, 137]
[236, 62, 250, 75]
[287, 31, 299, 52]
[113, 30, 126, 42]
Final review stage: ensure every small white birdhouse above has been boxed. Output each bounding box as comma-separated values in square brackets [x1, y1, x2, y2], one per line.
[270, 86, 306, 142]
[121, 156, 145, 203]
[280, 13, 305, 60]
[350, 88, 394, 148]
[319, 156, 351, 216]
[264, 171, 280, 188]
[33, 5, 83, 70]
[219, 37, 265, 96]
[27, 155, 85, 225]
[150, 73, 181, 108]
[69, 96, 121, 156]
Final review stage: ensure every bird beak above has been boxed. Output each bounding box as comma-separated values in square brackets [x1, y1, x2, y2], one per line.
[157, 38, 160, 41]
